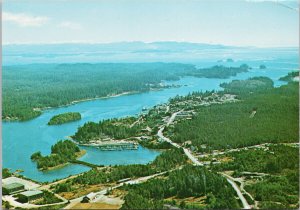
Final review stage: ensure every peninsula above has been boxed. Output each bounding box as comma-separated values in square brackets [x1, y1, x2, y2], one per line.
[31, 140, 86, 171]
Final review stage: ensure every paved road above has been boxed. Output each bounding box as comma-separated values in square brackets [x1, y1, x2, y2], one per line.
[221, 173, 251, 209]
[3, 195, 68, 209]
[158, 110, 250, 209]
[8, 108, 258, 209]
[158, 110, 203, 167]
[65, 109, 300, 210]
[157, 110, 182, 149]
[64, 171, 170, 209]
[183, 148, 203, 166]
[158, 126, 180, 148]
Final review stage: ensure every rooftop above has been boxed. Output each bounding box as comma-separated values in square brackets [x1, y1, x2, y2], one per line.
[20, 190, 43, 197]
[3, 182, 24, 189]
[2, 177, 40, 190]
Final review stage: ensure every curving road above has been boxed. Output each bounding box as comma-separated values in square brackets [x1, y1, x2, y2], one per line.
[6, 109, 252, 209]
[157, 110, 250, 209]
[221, 173, 251, 209]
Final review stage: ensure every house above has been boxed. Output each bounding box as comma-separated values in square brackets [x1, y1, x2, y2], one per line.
[2, 183, 25, 195]
[18, 190, 43, 202]
[81, 196, 90, 203]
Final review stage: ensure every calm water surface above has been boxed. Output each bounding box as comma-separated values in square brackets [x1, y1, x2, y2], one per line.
[3, 57, 298, 182]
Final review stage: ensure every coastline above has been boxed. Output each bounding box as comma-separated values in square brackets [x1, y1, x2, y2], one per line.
[69, 91, 135, 105]
[35, 91, 136, 112]
[39, 150, 87, 172]
[3, 83, 182, 123]
[3, 91, 137, 122]
[36, 86, 176, 112]
[59, 85, 179, 110]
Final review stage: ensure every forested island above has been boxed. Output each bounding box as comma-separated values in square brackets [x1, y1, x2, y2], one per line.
[48, 112, 81, 125]
[259, 64, 267, 69]
[184, 64, 250, 79]
[31, 140, 86, 171]
[220, 76, 274, 93]
[3, 63, 250, 121]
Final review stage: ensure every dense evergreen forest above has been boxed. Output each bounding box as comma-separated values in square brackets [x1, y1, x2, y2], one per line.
[2, 63, 193, 121]
[279, 71, 299, 82]
[73, 117, 142, 143]
[169, 79, 298, 151]
[31, 140, 82, 170]
[184, 64, 250, 78]
[213, 145, 299, 209]
[220, 76, 274, 93]
[3, 62, 250, 121]
[121, 165, 240, 209]
[213, 145, 298, 175]
[48, 112, 81, 125]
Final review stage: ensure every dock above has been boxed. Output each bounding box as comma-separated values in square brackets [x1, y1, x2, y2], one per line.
[80, 140, 139, 151]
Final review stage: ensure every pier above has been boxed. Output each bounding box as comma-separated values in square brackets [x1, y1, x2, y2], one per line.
[80, 140, 139, 151]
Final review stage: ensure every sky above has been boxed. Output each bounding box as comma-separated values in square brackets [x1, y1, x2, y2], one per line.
[2, 0, 299, 47]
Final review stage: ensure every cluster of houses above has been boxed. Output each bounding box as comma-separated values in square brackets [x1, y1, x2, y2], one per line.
[171, 93, 238, 110]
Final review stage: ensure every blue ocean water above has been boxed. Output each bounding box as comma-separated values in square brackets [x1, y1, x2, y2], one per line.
[3, 45, 298, 182]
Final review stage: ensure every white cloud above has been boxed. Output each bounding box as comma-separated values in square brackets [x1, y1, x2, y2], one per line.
[3, 12, 49, 27]
[58, 21, 82, 30]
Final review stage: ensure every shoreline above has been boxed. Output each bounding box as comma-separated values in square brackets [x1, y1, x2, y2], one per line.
[3, 83, 182, 123]
[35, 91, 136, 112]
[3, 91, 137, 122]
[35, 85, 177, 112]
[39, 150, 87, 172]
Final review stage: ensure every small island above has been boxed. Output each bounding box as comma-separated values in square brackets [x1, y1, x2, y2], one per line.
[31, 140, 86, 171]
[184, 64, 250, 79]
[259, 64, 267, 69]
[220, 76, 274, 93]
[48, 112, 81, 125]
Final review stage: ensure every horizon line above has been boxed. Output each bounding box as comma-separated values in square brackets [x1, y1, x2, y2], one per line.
[2, 40, 299, 49]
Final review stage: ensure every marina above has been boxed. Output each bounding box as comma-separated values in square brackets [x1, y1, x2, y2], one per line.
[3, 54, 298, 182]
[79, 140, 139, 151]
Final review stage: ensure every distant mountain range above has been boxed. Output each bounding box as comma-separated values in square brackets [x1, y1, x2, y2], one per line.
[3, 41, 234, 55]
[3, 41, 297, 65]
